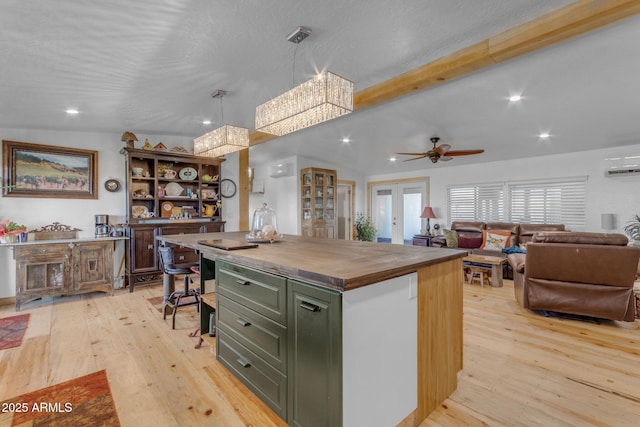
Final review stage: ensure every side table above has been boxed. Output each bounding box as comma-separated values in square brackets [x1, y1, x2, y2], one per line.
[412, 234, 434, 247]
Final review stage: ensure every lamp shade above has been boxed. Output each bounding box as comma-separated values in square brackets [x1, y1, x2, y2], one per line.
[420, 207, 436, 219]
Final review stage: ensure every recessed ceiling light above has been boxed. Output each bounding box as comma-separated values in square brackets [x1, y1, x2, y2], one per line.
[389, 157, 396, 162]
[341, 137, 350, 143]
[65, 109, 79, 115]
[539, 132, 550, 139]
[202, 120, 211, 125]
[508, 95, 522, 102]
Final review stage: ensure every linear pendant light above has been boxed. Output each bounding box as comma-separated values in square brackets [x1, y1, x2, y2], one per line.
[255, 27, 353, 136]
[194, 90, 249, 157]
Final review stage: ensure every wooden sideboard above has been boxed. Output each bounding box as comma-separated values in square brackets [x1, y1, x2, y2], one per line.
[2, 237, 125, 310]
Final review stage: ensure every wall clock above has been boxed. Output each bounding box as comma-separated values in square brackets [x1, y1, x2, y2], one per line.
[220, 178, 237, 198]
[104, 179, 121, 192]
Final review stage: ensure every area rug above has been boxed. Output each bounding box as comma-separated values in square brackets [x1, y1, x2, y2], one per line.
[0, 313, 30, 351]
[146, 296, 165, 312]
[0, 369, 120, 426]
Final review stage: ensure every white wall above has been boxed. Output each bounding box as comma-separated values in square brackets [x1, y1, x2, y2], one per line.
[248, 155, 366, 235]
[368, 144, 640, 233]
[0, 128, 197, 298]
[248, 155, 299, 235]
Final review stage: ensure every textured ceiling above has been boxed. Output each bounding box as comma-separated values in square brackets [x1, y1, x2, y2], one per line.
[2, 1, 640, 174]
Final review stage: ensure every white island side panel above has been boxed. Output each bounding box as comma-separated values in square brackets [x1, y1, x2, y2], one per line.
[342, 273, 417, 427]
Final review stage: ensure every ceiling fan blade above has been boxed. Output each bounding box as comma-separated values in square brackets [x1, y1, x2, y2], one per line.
[443, 149, 485, 157]
[435, 144, 451, 155]
[396, 152, 429, 156]
[402, 156, 429, 162]
[439, 156, 453, 161]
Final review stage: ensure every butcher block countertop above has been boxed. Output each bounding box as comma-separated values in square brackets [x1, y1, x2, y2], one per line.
[158, 231, 467, 291]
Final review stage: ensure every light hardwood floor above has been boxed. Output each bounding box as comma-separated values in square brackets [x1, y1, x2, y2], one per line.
[0, 280, 638, 427]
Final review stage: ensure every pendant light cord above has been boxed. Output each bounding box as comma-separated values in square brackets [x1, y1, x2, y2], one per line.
[219, 96, 224, 124]
[292, 42, 299, 87]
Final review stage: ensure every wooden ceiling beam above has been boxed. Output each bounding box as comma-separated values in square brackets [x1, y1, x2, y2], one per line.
[249, 0, 640, 146]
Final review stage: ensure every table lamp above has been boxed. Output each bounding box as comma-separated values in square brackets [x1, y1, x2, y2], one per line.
[420, 206, 436, 235]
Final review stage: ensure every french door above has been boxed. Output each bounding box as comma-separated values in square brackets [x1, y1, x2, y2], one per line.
[371, 181, 427, 245]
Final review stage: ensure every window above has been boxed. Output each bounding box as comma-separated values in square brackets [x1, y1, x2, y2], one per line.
[508, 179, 586, 231]
[447, 177, 586, 230]
[447, 183, 504, 222]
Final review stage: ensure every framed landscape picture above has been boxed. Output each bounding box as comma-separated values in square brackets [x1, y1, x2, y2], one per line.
[2, 140, 98, 199]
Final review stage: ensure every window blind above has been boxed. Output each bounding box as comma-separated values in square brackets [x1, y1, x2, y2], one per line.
[447, 177, 586, 230]
[447, 183, 505, 222]
[508, 178, 586, 231]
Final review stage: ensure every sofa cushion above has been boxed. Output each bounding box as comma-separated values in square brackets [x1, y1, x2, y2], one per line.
[481, 229, 512, 251]
[458, 236, 483, 249]
[519, 224, 565, 244]
[443, 229, 458, 248]
[532, 231, 628, 246]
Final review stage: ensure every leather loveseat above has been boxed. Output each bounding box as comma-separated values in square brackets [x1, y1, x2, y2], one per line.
[507, 232, 640, 322]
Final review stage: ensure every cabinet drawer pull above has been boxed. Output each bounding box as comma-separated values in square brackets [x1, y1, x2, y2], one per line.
[236, 279, 251, 286]
[237, 357, 252, 368]
[236, 318, 251, 327]
[147, 244, 154, 250]
[300, 301, 321, 312]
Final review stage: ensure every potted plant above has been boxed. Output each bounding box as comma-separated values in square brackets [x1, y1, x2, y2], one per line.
[624, 214, 640, 246]
[355, 213, 377, 242]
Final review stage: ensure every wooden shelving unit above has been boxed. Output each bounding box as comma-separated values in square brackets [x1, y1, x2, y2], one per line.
[300, 167, 337, 238]
[121, 148, 226, 290]
[123, 148, 223, 222]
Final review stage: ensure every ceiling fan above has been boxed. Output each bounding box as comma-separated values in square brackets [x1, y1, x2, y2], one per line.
[397, 137, 485, 163]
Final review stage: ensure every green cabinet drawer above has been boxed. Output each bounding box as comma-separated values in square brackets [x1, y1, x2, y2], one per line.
[217, 330, 287, 418]
[217, 260, 287, 324]
[218, 294, 287, 372]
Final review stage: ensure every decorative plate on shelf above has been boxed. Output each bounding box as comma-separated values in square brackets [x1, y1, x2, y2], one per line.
[132, 205, 149, 219]
[179, 167, 197, 181]
[161, 201, 174, 217]
[165, 182, 184, 197]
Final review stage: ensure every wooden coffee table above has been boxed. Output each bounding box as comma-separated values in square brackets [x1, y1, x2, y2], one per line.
[463, 254, 507, 287]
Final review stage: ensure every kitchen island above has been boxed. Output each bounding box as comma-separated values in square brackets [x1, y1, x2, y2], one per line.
[158, 231, 467, 427]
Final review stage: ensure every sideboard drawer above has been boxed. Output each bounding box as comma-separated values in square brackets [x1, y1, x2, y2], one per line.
[218, 294, 287, 372]
[217, 260, 287, 324]
[217, 330, 287, 418]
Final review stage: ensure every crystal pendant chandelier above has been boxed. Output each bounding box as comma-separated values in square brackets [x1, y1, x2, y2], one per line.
[255, 27, 354, 137]
[194, 90, 249, 157]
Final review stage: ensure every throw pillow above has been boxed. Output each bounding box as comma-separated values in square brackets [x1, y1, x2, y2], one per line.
[443, 229, 458, 248]
[458, 236, 483, 249]
[480, 229, 511, 251]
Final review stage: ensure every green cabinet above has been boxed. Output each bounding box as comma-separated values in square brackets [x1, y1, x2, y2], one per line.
[288, 280, 342, 427]
[214, 260, 342, 426]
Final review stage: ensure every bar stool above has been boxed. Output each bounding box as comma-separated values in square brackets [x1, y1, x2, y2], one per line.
[158, 246, 200, 329]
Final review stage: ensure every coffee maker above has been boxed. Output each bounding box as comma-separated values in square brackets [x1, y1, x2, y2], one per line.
[95, 214, 112, 238]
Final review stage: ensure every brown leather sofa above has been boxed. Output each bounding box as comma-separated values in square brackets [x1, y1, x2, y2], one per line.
[431, 221, 566, 252]
[507, 232, 640, 322]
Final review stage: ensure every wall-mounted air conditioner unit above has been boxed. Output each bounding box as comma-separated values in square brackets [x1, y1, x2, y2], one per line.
[605, 166, 640, 177]
[269, 162, 293, 178]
